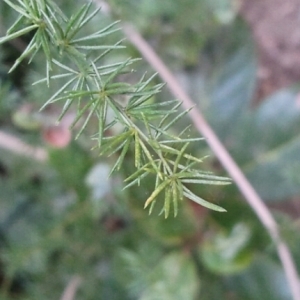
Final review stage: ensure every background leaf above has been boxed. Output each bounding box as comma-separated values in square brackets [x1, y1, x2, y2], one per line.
[140, 252, 199, 300]
[225, 256, 292, 300]
[243, 88, 300, 201]
[1, 0, 300, 299]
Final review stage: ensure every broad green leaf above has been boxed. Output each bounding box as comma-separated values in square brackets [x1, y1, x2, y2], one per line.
[48, 143, 92, 200]
[241, 88, 300, 201]
[85, 163, 111, 217]
[200, 223, 252, 274]
[181, 21, 256, 143]
[140, 252, 199, 300]
[225, 256, 292, 300]
[208, 0, 240, 24]
[208, 42, 256, 139]
[114, 243, 164, 298]
[246, 136, 300, 200]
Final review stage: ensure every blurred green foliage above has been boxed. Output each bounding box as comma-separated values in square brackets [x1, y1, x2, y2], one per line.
[0, 0, 300, 299]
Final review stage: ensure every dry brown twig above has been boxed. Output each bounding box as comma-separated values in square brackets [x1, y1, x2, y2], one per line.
[0, 131, 48, 161]
[60, 275, 82, 300]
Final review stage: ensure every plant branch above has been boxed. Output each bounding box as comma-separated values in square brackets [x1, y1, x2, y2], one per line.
[114, 18, 300, 300]
[0, 0, 229, 216]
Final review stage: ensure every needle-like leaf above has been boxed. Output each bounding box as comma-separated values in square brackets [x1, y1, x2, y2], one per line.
[144, 179, 171, 209]
[0, 0, 231, 218]
[183, 186, 226, 212]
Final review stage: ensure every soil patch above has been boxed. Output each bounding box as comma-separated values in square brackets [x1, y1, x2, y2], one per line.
[239, 0, 300, 101]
